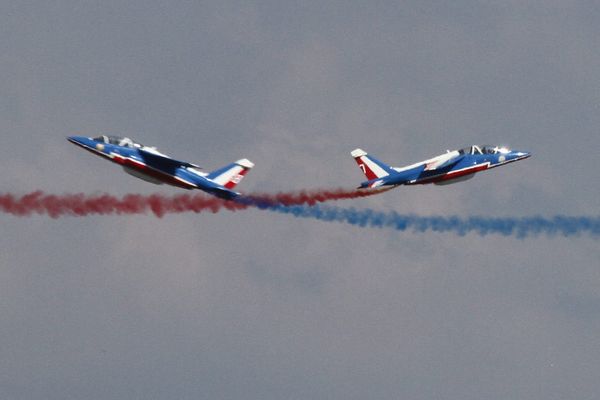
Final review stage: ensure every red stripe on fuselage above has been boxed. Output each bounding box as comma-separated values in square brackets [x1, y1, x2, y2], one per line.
[413, 163, 489, 185]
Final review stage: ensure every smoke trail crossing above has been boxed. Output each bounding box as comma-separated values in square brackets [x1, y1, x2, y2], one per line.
[269, 204, 600, 238]
[242, 187, 388, 207]
[2, 191, 597, 238]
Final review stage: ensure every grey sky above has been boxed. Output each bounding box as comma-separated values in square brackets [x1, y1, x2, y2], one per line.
[1, 1, 599, 399]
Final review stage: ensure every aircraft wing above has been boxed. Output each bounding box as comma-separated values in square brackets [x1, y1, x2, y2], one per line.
[138, 149, 201, 172]
[424, 154, 463, 171]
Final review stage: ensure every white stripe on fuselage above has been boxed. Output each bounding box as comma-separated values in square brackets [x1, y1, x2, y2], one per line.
[393, 151, 460, 173]
[408, 162, 491, 184]
[444, 161, 490, 175]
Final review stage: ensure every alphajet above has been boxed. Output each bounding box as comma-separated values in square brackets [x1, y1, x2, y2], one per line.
[351, 145, 530, 189]
[68, 135, 253, 199]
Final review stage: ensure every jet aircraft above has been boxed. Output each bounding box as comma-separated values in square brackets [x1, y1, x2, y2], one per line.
[351, 145, 530, 189]
[68, 135, 254, 199]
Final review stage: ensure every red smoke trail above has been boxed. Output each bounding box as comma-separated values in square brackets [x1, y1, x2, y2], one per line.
[0, 191, 244, 218]
[244, 187, 388, 207]
[0, 188, 386, 218]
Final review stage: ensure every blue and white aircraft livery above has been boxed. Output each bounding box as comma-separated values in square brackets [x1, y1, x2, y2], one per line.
[351, 145, 531, 189]
[68, 135, 254, 199]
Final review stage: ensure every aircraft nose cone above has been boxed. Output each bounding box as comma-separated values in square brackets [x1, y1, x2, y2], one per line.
[510, 150, 531, 160]
[67, 136, 92, 147]
[67, 135, 83, 144]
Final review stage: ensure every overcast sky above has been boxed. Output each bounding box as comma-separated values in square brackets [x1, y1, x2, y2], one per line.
[1, 1, 599, 399]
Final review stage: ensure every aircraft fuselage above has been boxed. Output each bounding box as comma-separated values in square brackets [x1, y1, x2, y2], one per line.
[354, 145, 531, 189]
[68, 135, 253, 199]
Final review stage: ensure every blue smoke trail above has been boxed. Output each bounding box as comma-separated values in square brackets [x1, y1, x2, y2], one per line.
[263, 204, 600, 238]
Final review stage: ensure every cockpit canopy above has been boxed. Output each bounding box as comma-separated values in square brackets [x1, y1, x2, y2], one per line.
[92, 135, 143, 148]
[459, 145, 511, 155]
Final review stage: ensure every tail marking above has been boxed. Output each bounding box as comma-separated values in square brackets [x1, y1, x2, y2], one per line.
[351, 148, 391, 180]
[207, 159, 254, 189]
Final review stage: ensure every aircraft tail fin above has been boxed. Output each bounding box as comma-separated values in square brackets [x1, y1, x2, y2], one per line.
[207, 159, 254, 189]
[350, 148, 393, 180]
